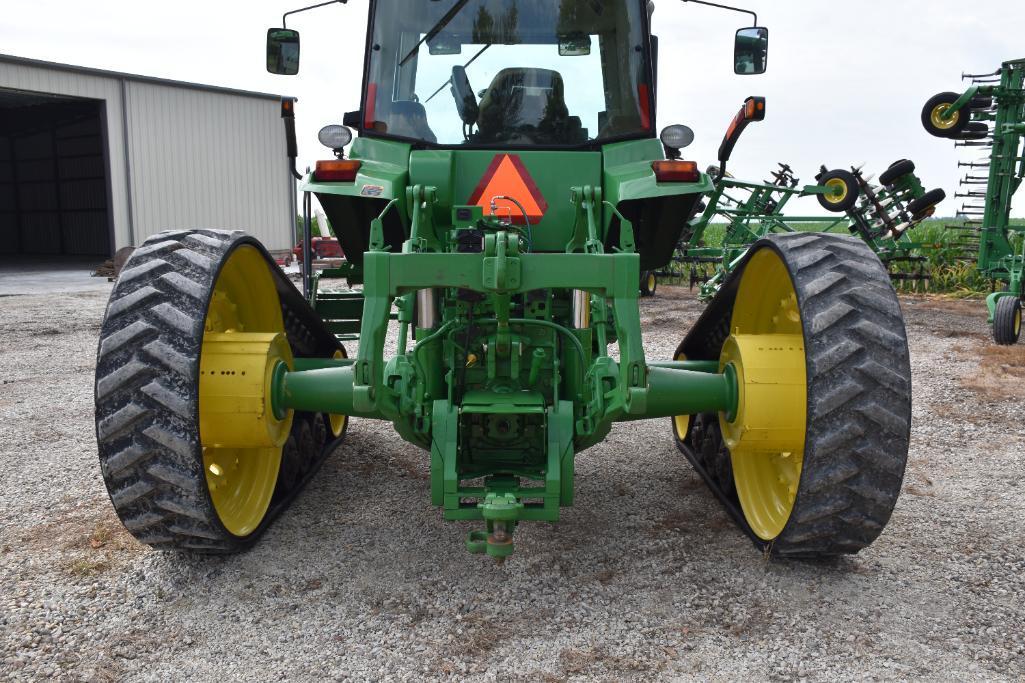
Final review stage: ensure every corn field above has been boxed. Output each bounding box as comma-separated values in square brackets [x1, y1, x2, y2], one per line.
[671, 219, 1024, 296]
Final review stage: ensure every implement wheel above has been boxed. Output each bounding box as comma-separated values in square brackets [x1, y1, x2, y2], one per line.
[959, 121, 990, 141]
[640, 271, 658, 297]
[879, 159, 915, 187]
[922, 92, 969, 138]
[95, 229, 342, 552]
[907, 188, 946, 221]
[679, 234, 912, 557]
[993, 296, 1022, 345]
[816, 169, 859, 213]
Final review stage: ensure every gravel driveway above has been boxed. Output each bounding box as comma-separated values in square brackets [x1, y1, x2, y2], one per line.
[1, 284, 1023, 681]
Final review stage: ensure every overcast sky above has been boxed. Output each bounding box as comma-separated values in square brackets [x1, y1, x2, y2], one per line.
[3, 0, 1023, 217]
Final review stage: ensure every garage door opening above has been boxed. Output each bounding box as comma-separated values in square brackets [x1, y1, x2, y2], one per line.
[0, 89, 113, 260]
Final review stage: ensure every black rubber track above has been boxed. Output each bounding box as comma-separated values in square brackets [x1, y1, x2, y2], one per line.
[676, 233, 912, 557]
[95, 229, 346, 552]
[993, 296, 1022, 345]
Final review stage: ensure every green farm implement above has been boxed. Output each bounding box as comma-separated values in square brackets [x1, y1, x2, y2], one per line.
[923, 59, 1025, 344]
[673, 101, 946, 298]
[95, 0, 912, 561]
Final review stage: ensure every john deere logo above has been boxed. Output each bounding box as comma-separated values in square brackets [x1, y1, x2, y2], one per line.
[467, 154, 548, 224]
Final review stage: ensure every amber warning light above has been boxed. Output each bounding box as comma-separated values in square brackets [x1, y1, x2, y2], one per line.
[314, 159, 361, 182]
[652, 160, 700, 183]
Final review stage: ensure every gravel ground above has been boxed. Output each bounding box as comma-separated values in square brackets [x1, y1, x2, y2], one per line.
[1, 283, 1023, 682]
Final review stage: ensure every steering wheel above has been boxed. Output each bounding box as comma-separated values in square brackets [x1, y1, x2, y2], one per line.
[450, 66, 479, 126]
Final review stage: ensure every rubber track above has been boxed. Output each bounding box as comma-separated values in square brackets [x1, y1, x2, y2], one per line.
[677, 233, 913, 557]
[95, 229, 346, 552]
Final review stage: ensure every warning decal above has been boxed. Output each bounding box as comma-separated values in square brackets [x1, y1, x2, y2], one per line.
[467, 154, 548, 225]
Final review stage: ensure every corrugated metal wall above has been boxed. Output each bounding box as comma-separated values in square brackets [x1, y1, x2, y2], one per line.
[0, 56, 293, 253]
[124, 82, 292, 248]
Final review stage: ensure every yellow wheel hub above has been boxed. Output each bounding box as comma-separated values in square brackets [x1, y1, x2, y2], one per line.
[672, 351, 690, 441]
[719, 248, 808, 541]
[823, 177, 848, 205]
[931, 103, 960, 131]
[199, 245, 292, 537]
[647, 273, 656, 291]
[1015, 307, 1022, 337]
[328, 348, 349, 438]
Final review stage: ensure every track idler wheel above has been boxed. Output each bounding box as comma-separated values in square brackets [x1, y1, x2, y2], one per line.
[95, 229, 346, 552]
[676, 234, 912, 557]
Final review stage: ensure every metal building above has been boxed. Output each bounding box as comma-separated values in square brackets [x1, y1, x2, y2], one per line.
[0, 54, 294, 259]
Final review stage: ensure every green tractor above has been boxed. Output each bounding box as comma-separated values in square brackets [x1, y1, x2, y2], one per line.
[95, 0, 912, 560]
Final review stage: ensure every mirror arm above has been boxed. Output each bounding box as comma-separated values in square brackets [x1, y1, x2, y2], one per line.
[679, 0, 756, 26]
[281, 98, 303, 181]
[282, 0, 347, 28]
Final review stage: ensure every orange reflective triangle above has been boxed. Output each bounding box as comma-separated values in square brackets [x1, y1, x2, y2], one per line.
[467, 154, 548, 224]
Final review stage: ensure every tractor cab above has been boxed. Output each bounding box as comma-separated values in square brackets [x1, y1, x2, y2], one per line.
[358, 0, 653, 149]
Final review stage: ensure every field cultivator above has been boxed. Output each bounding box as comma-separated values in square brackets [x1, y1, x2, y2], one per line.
[94, 0, 912, 562]
[923, 59, 1025, 344]
[673, 156, 947, 299]
[665, 94, 947, 299]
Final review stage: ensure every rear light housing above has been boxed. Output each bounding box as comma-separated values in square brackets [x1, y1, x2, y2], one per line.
[744, 96, 766, 121]
[314, 159, 361, 182]
[652, 160, 700, 183]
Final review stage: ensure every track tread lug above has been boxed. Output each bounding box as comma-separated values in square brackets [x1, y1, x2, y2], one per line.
[97, 402, 148, 441]
[149, 302, 200, 336]
[146, 462, 202, 494]
[99, 320, 156, 357]
[110, 479, 156, 507]
[158, 271, 208, 301]
[122, 510, 169, 532]
[132, 240, 182, 259]
[118, 259, 168, 286]
[172, 248, 214, 272]
[141, 339, 192, 376]
[96, 360, 153, 400]
[140, 380, 192, 419]
[106, 286, 161, 319]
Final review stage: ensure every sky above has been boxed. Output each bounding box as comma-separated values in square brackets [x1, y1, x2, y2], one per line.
[2, 0, 1023, 217]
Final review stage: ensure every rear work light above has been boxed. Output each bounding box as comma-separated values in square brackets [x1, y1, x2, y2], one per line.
[652, 160, 701, 183]
[314, 159, 361, 182]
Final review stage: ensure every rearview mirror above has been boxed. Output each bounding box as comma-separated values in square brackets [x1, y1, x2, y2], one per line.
[267, 28, 301, 75]
[734, 27, 768, 75]
[558, 32, 592, 57]
[428, 35, 462, 56]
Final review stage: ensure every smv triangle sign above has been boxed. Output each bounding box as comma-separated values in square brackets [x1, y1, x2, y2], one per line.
[467, 154, 548, 225]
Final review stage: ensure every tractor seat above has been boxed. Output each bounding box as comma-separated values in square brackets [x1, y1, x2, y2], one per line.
[477, 68, 571, 142]
[381, 100, 437, 144]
